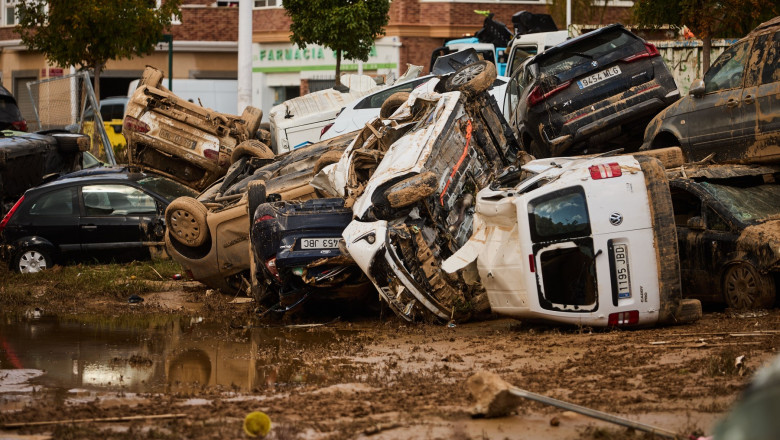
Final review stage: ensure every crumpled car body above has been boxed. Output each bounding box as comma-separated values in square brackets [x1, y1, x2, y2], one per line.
[124, 66, 264, 192]
[336, 72, 521, 322]
[442, 152, 701, 327]
[164, 131, 357, 294]
[250, 197, 374, 313]
[669, 166, 780, 309]
[640, 16, 780, 165]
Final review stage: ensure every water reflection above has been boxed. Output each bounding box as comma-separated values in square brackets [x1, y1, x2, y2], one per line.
[0, 312, 357, 394]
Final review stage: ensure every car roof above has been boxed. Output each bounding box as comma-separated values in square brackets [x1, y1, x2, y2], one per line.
[32, 168, 154, 192]
[0, 84, 15, 100]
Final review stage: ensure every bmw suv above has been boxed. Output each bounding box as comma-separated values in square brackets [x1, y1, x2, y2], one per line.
[505, 24, 680, 158]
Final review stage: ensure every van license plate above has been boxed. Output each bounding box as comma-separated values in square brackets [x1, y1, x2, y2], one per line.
[299, 238, 340, 250]
[577, 66, 622, 89]
[613, 243, 631, 299]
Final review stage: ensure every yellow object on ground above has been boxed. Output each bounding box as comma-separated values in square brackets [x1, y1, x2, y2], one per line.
[243, 411, 271, 437]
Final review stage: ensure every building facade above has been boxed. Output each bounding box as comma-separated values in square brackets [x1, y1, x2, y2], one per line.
[0, 1, 633, 120]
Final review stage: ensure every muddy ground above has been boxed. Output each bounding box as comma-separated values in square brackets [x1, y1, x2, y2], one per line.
[0, 278, 778, 440]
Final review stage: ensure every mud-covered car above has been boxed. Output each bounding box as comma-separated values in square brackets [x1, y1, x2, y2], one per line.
[1, 130, 92, 217]
[442, 150, 701, 328]
[641, 16, 780, 164]
[669, 165, 780, 309]
[124, 66, 265, 192]
[506, 23, 679, 158]
[163, 132, 358, 294]
[250, 197, 374, 314]
[332, 61, 522, 322]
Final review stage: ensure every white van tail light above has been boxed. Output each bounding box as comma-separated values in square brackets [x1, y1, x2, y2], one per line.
[589, 163, 622, 180]
[608, 310, 639, 326]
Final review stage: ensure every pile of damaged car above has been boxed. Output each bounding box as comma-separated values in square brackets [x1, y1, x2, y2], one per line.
[7, 16, 778, 332]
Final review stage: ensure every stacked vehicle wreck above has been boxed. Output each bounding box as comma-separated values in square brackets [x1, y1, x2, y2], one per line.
[150, 16, 780, 328]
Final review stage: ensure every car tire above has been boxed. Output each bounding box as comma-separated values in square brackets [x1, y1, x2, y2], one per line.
[379, 92, 410, 119]
[313, 149, 344, 174]
[384, 172, 438, 208]
[444, 61, 497, 95]
[231, 139, 274, 164]
[247, 180, 267, 220]
[722, 263, 776, 309]
[166, 197, 210, 247]
[52, 133, 89, 153]
[673, 298, 702, 324]
[13, 246, 53, 273]
[241, 106, 264, 136]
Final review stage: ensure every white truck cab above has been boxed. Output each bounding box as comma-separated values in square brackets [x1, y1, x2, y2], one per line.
[504, 30, 568, 76]
[443, 153, 701, 327]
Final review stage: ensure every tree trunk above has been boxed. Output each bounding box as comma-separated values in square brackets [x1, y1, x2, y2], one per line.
[93, 62, 102, 104]
[701, 36, 712, 77]
[335, 48, 342, 89]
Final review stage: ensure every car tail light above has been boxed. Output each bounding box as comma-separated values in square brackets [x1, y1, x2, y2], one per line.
[123, 115, 150, 133]
[621, 42, 660, 63]
[203, 148, 219, 161]
[265, 257, 281, 282]
[528, 254, 535, 272]
[320, 123, 334, 138]
[11, 120, 27, 132]
[254, 214, 274, 224]
[0, 195, 24, 235]
[608, 310, 639, 326]
[589, 163, 622, 180]
[527, 80, 572, 107]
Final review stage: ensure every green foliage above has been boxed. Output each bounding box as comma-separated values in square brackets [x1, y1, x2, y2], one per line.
[632, 0, 777, 38]
[284, 0, 390, 79]
[15, 0, 182, 74]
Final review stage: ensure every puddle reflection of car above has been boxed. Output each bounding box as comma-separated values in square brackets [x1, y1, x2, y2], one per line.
[669, 167, 780, 309]
[506, 23, 679, 158]
[0, 169, 198, 272]
[164, 132, 357, 294]
[124, 66, 265, 192]
[642, 16, 780, 164]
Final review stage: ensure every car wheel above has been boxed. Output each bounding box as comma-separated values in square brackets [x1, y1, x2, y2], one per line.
[722, 263, 776, 309]
[379, 92, 410, 119]
[313, 149, 344, 174]
[247, 180, 267, 219]
[13, 246, 53, 273]
[166, 197, 210, 247]
[444, 61, 497, 95]
[231, 139, 274, 164]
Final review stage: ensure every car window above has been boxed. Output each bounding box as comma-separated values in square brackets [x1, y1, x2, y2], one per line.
[0, 96, 23, 121]
[705, 206, 731, 232]
[29, 188, 76, 216]
[671, 187, 702, 226]
[101, 104, 125, 121]
[752, 31, 780, 86]
[508, 46, 534, 76]
[704, 40, 750, 93]
[539, 241, 597, 308]
[136, 175, 198, 200]
[538, 29, 643, 78]
[355, 78, 429, 110]
[503, 75, 522, 119]
[82, 184, 157, 216]
[528, 186, 591, 242]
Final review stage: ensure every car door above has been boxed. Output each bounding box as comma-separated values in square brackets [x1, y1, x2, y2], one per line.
[23, 186, 81, 253]
[686, 39, 752, 161]
[79, 183, 161, 251]
[742, 30, 780, 163]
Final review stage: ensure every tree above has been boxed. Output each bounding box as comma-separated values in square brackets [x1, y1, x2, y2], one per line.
[632, 0, 777, 75]
[284, 0, 390, 89]
[16, 0, 182, 100]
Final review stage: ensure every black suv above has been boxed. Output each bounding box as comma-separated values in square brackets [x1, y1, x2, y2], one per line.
[505, 24, 679, 157]
[0, 85, 26, 132]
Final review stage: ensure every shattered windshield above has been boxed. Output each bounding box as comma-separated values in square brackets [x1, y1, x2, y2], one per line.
[700, 182, 780, 223]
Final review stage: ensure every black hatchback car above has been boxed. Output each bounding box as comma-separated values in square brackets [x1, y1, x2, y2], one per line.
[0, 169, 198, 272]
[505, 23, 679, 158]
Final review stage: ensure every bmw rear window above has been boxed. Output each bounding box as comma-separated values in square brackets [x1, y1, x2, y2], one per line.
[537, 29, 645, 78]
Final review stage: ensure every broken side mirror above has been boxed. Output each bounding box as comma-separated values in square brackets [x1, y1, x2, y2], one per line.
[687, 216, 706, 230]
[689, 79, 706, 97]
